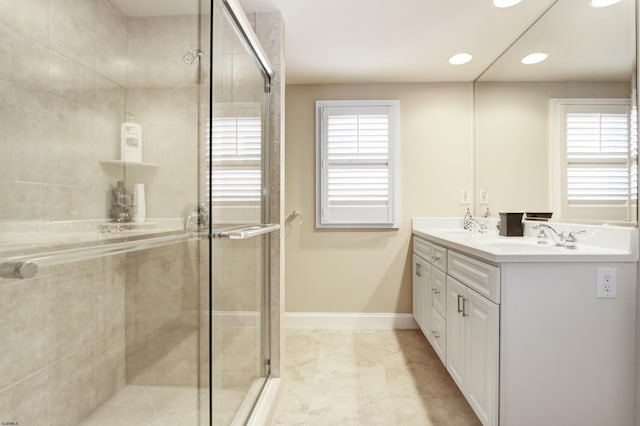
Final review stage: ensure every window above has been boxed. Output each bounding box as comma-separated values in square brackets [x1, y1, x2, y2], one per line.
[210, 116, 262, 204]
[549, 98, 636, 223]
[316, 100, 400, 228]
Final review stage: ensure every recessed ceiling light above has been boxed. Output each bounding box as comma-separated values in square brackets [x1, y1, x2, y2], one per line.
[449, 53, 473, 65]
[493, 0, 523, 7]
[591, 0, 621, 7]
[521, 52, 548, 64]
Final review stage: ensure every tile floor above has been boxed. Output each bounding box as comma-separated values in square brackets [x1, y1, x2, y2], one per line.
[270, 329, 481, 426]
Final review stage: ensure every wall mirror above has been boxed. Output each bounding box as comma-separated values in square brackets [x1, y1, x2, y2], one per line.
[474, 0, 637, 225]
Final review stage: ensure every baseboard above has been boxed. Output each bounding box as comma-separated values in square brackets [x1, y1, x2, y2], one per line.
[285, 312, 418, 329]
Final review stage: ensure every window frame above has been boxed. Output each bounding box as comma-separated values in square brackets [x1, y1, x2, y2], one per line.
[548, 98, 634, 224]
[315, 99, 400, 229]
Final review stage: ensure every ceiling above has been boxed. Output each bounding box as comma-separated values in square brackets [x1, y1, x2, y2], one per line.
[107, 0, 635, 84]
[238, 0, 558, 83]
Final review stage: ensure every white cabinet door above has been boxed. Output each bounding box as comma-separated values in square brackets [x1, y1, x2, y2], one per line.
[432, 267, 446, 317]
[412, 254, 431, 332]
[446, 277, 466, 388]
[421, 261, 432, 335]
[464, 288, 499, 426]
[447, 276, 499, 426]
[412, 254, 421, 327]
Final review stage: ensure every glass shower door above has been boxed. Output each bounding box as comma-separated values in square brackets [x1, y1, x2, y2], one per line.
[210, 0, 274, 423]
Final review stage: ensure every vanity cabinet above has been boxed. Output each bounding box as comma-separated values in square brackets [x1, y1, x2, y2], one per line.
[413, 236, 499, 425]
[413, 225, 637, 426]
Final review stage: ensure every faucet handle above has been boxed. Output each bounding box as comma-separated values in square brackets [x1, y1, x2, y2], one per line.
[565, 230, 586, 243]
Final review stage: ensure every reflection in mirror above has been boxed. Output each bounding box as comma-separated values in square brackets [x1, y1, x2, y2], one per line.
[474, 0, 637, 225]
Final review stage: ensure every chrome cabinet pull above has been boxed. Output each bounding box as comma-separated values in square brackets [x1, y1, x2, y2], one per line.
[433, 289, 440, 294]
[457, 294, 463, 313]
[416, 263, 421, 277]
[462, 297, 470, 317]
[432, 255, 441, 261]
[432, 331, 440, 338]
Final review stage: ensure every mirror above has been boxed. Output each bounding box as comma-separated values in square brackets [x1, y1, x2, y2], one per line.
[474, 0, 637, 225]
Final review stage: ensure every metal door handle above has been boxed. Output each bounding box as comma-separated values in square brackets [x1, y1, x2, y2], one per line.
[214, 223, 280, 240]
[433, 289, 440, 294]
[457, 294, 463, 313]
[416, 263, 421, 277]
[432, 331, 440, 339]
[432, 255, 441, 261]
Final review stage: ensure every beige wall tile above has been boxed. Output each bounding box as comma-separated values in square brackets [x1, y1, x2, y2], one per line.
[0, 278, 48, 390]
[94, 330, 126, 406]
[49, 52, 97, 107]
[94, 254, 125, 338]
[47, 267, 95, 362]
[0, 24, 49, 89]
[49, 0, 97, 69]
[0, 370, 49, 426]
[0, 0, 49, 44]
[49, 345, 96, 426]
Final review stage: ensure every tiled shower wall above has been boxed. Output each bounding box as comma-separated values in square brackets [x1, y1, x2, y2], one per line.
[0, 0, 127, 221]
[0, 257, 126, 426]
[0, 1, 203, 425]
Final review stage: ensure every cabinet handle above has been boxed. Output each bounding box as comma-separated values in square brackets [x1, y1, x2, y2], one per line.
[457, 294, 463, 313]
[462, 297, 469, 317]
[416, 263, 421, 277]
[432, 255, 441, 261]
[432, 331, 440, 338]
[433, 289, 440, 294]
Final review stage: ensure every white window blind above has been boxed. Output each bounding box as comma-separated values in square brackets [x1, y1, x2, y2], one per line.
[564, 105, 631, 205]
[316, 100, 399, 228]
[210, 116, 262, 203]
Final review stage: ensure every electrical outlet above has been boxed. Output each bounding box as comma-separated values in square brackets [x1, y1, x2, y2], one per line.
[460, 189, 470, 205]
[480, 190, 489, 205]
[596, 267, 617, 298]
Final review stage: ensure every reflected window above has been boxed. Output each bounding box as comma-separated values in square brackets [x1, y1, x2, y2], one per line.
[550, 98, 637, 223]
[210, 116, 262, 204]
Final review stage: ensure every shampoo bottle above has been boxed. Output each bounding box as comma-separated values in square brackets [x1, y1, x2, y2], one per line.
[121, 113, 142, 163]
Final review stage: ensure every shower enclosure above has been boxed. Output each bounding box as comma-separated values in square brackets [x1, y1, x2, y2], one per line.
[0, 0, 279, 424]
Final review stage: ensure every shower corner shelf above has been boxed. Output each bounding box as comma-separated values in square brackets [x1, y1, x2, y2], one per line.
[100, 160, 159, 169]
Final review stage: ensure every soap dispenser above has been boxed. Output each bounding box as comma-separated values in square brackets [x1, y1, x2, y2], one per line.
[463, 208, 473, 230]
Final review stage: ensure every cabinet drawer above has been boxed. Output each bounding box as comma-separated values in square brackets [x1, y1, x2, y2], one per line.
[431, 310, 446, 365]
[431, 244, 447, 271]
[447, 251, 500, 303]
[432, 267, 446, 318]
[413, 236, 431, 261]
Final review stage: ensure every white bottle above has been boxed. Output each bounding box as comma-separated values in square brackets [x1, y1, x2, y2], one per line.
[121, 114, 142, 163]
[132, 183, 145, 223]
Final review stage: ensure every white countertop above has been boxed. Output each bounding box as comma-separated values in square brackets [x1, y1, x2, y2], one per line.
[412, 217, 638, 263]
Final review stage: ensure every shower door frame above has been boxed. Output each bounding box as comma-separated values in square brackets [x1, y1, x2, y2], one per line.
[208, 0, 277, 424]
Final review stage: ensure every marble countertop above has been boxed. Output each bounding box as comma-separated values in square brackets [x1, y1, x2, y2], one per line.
[412, 217, 638, 263]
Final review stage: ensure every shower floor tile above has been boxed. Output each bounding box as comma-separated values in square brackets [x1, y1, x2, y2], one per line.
[270, 329, 481, 426]
[79, 385, 198, 426]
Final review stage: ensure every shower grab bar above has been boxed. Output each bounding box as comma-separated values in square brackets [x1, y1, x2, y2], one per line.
[0, 232, 200, 280]
[213, 223, 280, 240]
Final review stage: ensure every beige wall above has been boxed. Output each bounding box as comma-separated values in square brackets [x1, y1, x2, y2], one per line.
[285, 83, 474, 313]
[474, 81, 631, 215]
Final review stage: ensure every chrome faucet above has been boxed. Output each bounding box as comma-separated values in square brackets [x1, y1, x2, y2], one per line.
[467, 218, 488, 234]
[533, 223, 565, 246]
